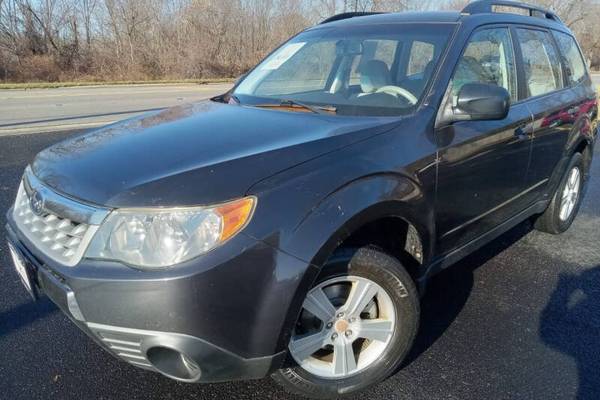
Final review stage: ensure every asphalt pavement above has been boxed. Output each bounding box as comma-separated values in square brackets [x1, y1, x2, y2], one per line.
[0, 83, 232, 135]
[1, 85, 600, 399]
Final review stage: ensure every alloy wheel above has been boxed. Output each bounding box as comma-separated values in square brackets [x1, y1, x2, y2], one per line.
[288, 276, 396, 379]
[559, 166, 581, 221]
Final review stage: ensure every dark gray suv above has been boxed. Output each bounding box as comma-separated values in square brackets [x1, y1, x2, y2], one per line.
[6, 1, 597, 398]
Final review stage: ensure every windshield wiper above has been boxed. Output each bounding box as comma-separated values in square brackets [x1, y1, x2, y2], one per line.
[253, 99, 337, 115]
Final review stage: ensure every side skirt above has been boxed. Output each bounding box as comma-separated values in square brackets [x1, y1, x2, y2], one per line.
[419, 200, 549, 290]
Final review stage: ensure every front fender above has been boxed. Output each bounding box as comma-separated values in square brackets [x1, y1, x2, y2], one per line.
[283, 173, 434, 269]
[262, 173, 435, 353]
[241, 118, 439, 354]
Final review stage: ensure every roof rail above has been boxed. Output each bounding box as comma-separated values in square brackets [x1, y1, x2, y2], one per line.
[320, 12, 384, 25]
[462, 1, 562, 24]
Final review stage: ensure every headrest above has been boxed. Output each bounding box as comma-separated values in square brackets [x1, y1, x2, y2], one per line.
[360, 60, 391, 93]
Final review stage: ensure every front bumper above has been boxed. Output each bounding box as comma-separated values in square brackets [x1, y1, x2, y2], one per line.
[6, 214, 310, 383]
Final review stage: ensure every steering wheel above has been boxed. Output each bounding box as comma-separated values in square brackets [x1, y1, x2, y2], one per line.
[375, 86, 418, 105]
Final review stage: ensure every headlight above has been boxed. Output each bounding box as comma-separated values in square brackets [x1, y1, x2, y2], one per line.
[85, 197, 255, 268]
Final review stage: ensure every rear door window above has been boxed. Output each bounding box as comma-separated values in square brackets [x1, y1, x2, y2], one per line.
[515, 28, 563, 98]
[552, 30, 587, 86]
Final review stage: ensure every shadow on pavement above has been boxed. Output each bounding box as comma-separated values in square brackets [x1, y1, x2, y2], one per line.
[0, 297, 57, 337]
[403, 221, 533, 366]
[540, 266, 600, 400]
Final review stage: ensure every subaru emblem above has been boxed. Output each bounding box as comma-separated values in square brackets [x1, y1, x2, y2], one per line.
[30, 190, 45, 216]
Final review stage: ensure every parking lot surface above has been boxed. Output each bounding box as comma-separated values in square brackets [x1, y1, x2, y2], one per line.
[0, 126, 599, 399]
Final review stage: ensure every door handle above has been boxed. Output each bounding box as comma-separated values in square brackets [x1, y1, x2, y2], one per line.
[514, 125, 530, 139]
[568, 106, 580, 115]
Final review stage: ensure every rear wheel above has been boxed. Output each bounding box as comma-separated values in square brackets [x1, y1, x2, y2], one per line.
[534, 153, 585, 234]
[272, 247, 419, 399]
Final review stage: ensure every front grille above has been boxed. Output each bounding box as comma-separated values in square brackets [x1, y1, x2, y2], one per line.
[12, 182, 99, 267]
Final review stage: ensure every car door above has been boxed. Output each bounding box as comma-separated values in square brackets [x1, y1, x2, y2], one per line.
[435, 26, 534, 254]
[513, 27, 574, 197]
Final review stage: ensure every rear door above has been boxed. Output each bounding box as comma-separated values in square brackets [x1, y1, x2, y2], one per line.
[435, 26, 534, 254]
[513, 27, 575, 196]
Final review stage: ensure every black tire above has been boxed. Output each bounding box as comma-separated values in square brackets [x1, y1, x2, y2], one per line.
[272, 246, 420, 399]
[534, 153, 585, 234]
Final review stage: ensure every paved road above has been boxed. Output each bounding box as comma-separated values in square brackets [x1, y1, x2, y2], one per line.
[1, 75, 598, 136]
[1, 126, 599, 399]
[0, 83, 232, 135]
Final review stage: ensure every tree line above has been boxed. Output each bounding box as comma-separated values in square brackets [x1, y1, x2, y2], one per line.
[0, 0, 598, 83]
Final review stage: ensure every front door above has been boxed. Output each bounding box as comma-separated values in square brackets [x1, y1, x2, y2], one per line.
[435, 27, 533, 254]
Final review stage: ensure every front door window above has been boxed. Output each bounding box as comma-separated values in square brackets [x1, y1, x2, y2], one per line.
[450, 28, 517, 102]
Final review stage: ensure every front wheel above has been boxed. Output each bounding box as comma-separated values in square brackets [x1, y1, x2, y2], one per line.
[272, 247, 420, 399]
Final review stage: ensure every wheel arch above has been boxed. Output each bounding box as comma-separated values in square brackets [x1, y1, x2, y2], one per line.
[273, 173, 434, 353]
[546, 123, 595, 197]
[567, 107, 595, 174]
[573, 138, 593, 176]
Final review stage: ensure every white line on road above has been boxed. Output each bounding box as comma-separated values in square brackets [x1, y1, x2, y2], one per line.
[0, 120, 120, 136]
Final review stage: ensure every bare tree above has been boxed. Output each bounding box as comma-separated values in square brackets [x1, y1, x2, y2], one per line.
[0, 0, 598, 83]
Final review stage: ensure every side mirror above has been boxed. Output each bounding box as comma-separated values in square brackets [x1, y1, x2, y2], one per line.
[454, 83, 510, 121]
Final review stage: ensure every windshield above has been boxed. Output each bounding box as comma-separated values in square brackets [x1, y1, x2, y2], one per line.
[233, 23, 455, 117]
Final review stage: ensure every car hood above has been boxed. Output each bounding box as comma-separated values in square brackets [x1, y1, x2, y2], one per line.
[32, 101, 399, 208]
